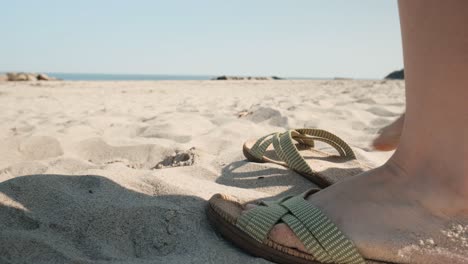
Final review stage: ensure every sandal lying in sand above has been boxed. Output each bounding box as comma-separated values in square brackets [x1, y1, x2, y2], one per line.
[243, 129, 370, 187]
[207, 189, 381, 264]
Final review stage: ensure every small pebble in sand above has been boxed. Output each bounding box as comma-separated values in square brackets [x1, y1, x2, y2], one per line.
[237, 110, 252, 118]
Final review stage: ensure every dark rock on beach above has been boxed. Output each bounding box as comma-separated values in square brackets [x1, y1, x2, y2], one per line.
[4, 72, 61, 81]
[37, 73, 54, 81]
[384, 69, 404, 80]
[7, 72, 33, 81]
[212, 75, 284, 81]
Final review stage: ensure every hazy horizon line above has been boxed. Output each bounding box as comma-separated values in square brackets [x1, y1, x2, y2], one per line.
[1, 71, 390, 80]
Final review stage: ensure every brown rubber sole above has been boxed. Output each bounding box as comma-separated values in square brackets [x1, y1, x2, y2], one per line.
[242, 142, 265, 163]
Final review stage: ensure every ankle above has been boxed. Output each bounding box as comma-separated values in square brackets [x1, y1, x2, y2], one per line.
[386, 153, 468, 216]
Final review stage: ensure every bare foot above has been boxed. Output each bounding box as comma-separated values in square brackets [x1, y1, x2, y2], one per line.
[372, 114, 405, 151]
[245, 161, 468, 263]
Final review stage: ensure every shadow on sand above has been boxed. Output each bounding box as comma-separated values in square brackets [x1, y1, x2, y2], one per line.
[0, 174, 266, 264]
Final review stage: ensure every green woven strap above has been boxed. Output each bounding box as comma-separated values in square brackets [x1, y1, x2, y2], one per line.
[248, 129, 356, 175]
[281, 129, 355, 176]
[271, 131, 314, 175]
[281, 214, 333, 263]
[236, 202, 289, 242]
[294, 129, 356, 159]
[236, 191, 365, 264]
[248, 131, 315, 162]
[282, 195, 365, 264]
[249, 132, 278, 161]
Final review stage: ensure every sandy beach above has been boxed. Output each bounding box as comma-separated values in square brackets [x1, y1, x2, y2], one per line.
[0, 80, 405, 263]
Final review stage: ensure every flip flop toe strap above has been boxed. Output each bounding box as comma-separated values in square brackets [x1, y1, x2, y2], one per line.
[248, 130, 316, 163]
[273, 131, 315, 175]
[248, 129, 356, 176]
[294, 129, 356, 159]
[274, 129, 357, 176]
[249, 133, 277, 161]
[236, 194, 365, 264]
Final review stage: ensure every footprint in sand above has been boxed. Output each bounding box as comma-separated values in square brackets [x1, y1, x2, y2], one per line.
[76, 138, 197, 170]
[153, 147, 197, 169]
[140, 125, 192, 143]
[46, 158, 98, 174]
[140, 114, 214, 143]
[303, 119, 320, 128]
[1, 161, 48, 177]
[351, 121, 368, 130]
[242, 106, 289, 127]
[355, 98, 377, 105]
[10, 124, 35, 136]
[367, 106, 400, 117]
[19, 136, 63, 160]
[371, 117, 392, 127]
[76, 138, 169, 169]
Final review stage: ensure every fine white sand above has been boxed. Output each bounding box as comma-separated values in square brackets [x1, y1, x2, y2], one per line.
[0, 80, 406, 263]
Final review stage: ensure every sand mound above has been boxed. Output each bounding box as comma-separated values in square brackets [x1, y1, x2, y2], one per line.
[242, 106, 289, 127]
[19, 136, 63, 160]
[139, 114, 215, 143]
[75, 138, 174, 170]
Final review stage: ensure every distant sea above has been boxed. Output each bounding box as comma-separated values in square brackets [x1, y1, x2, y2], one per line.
[1, 72, 330, 81]
[45, 73, 325, 81]
[48, 73, 215, 81]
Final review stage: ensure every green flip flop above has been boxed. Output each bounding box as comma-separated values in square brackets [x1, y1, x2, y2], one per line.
[207, 190, 388, 264]
[243, 129, 371, 187]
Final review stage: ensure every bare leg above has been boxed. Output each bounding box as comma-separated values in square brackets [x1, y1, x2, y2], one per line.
[245, 1, 468, 262]
[372, 113, 404, 151]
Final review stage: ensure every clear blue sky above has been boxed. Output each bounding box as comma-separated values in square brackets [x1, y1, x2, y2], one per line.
[0, 0, 402, 79]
